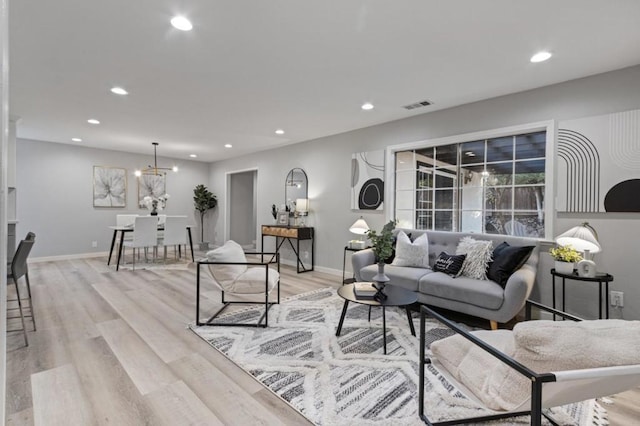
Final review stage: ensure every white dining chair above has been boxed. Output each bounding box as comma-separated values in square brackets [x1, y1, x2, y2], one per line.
[158, 215, 188, 261]
[122, 216, 158, 270]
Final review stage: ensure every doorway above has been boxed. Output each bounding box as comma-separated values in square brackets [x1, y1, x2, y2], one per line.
[227, 169, 257, 250]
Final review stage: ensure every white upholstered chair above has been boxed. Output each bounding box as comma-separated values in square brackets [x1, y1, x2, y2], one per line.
[121, 216, 158, 270]
[158, 215, 187, 261]
[195, 240, 280, 327]
[419, 301, 640, 426]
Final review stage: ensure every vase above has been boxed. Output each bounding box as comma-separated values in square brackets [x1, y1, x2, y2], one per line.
[150, 209, 158, 216]
[577, 249, 597, 277]
[372, 261, 390, 284]
[554, 260, 574, 275]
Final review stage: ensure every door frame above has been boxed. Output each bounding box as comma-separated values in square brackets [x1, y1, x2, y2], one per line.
[224, 167, 258, 245]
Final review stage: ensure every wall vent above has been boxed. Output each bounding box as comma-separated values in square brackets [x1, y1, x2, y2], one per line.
[403, 100, 433, 110]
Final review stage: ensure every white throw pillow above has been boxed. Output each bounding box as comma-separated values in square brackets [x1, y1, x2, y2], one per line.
[206, 240, 248, 291]
[455, 236, 493, 280]
[391, 231, 430, 268]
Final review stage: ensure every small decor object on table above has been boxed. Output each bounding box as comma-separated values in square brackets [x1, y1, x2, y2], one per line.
[143, 193, 169, 216]
[549, 244, 582, 275]
[366, 220, 397, 288]
[353, 282, 377, 299]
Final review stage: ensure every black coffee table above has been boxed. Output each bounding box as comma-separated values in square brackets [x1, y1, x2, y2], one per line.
[335, 283, 418, 354]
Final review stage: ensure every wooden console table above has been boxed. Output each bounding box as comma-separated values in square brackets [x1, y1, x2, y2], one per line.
[261, 225, 314, 273]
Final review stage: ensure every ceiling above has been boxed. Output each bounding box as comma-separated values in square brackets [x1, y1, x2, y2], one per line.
[10, 1, 640, 163]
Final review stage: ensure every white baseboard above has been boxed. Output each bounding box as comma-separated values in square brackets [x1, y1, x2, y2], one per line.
[279, 258, 341, 277]
[30, 251, 109, 263]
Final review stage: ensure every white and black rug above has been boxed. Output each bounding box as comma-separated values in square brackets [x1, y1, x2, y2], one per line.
[190, 288, 607, 425]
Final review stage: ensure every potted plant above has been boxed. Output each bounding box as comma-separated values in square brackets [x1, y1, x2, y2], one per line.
[366, 220, 397, 284]
[193, 184, 218, 251]
[549, 244, 582, 274]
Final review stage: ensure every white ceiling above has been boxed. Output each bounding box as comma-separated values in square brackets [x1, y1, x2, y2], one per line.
[10, 1, 640, 162]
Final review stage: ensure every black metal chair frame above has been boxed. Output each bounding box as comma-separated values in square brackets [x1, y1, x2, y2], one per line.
[419, 300, 583, 426]
[196, 252, 280, 328]
[7, 233, 37, 346]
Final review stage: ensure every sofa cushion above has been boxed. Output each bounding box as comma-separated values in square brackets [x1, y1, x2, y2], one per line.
[433, 252, 466, 277]
[455, 237, 493, 280]
[419, 272, 504, 310]
[360, 264, 431, 292]
[391, 231, 429, 268]
[487, 243, 535, 287]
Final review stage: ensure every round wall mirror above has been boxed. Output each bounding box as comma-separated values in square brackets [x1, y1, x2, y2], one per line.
[285, 168, 308, 207]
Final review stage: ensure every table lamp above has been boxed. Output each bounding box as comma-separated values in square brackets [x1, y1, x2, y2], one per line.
[349, 217, 369, 249]
[555, 222, 600, 277]
[295, 198, 309, 226]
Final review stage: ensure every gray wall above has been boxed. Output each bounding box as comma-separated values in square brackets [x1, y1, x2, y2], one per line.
[16, 139, 210, 257]
[208, 65, 640, 320]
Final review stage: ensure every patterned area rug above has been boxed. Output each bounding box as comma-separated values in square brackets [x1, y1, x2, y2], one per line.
[190, 288, 608, 425]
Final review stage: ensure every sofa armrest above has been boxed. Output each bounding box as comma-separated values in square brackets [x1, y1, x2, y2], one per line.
[351, 248, 376, 282]
[497, 263, 537, 322]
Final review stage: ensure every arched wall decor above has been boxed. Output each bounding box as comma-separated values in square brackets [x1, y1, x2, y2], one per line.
[557, 129, 601, 213]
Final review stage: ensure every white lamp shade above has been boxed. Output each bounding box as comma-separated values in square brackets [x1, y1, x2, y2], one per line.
[555, 223, 601, 253]
[349, 218, 369, 235]
[295, 198, 309, 213]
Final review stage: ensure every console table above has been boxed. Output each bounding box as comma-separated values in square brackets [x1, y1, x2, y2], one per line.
[261, 225, 314, 273]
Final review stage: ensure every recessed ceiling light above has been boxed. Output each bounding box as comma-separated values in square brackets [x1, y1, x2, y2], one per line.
[110, 86, 128, 95]
[87, 119, 100, 124]
[361, 102, 374, 110]
[275, 129, 285, 135]
[171, 16, 193, 31]
[189, 154, 197, 158]
[530, 51, 552, 63]
[71, 138, 82, 142]
[224, 144, 232, 148]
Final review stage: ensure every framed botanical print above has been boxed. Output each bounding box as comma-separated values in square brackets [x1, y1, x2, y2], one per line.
[138, 174, 166, 208]
[93, 166, 126, 207]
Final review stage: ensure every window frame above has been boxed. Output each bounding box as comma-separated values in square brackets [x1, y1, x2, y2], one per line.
[385, 120, 556, 240]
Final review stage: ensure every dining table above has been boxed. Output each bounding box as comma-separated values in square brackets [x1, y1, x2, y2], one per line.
[107, 225, 195, 271]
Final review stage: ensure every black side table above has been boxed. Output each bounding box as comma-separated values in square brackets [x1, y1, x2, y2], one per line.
[551, 268, 614, 319]
[342, 245, 368, 284]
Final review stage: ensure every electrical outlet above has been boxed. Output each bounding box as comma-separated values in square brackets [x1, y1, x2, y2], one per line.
[303, 251, 309, 259]
[611, 291, 624, 307]
[92, 241, 98, 248]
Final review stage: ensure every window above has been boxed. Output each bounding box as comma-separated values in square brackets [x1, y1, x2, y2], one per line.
[394, 130, 546, 238]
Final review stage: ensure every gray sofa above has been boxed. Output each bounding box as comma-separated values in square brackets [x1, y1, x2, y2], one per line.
[352, 229, 539, 326]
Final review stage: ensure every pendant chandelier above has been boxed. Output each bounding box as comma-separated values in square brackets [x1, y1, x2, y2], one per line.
[134, 142, 178, 177]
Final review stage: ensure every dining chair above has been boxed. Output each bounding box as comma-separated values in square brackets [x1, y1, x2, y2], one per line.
[158, 215, 188, 262]
[121, 216, 158, 270]
[7, 232, 36, 346]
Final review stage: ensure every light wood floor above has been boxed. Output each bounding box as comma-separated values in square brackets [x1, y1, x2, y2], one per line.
[5, 255, 640, 425]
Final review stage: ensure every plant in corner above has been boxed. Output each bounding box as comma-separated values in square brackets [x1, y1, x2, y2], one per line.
[366, 220, 397, 284]
[193, 184, 218, 251]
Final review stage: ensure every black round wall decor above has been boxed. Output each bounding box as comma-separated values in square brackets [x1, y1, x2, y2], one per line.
[358, 178, 384, 210]
[604, 179, 640, 212]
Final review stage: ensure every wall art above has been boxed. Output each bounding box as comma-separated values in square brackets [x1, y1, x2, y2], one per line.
[93, 166, 126, 208]
[351, 150, 384, 210]
[138, 174, 166, 208]
[558, 108, 640, 213]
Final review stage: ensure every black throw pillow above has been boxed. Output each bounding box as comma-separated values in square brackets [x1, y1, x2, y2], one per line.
[487, 243, 535, 287]
[433, 252, 466, 277]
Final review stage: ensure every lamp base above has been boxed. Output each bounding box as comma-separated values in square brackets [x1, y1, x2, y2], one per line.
[348, 240, 367, 250]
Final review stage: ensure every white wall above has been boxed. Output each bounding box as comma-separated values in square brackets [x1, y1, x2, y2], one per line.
[208, 65, 640, 320]
[16, 139, 210, 258]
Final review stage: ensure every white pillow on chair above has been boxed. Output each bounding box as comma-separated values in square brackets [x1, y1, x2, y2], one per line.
[206, 241, 247, 290]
